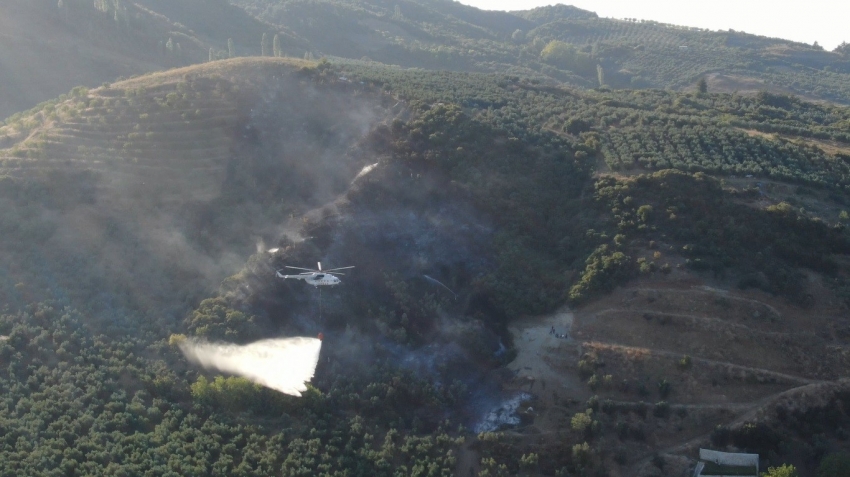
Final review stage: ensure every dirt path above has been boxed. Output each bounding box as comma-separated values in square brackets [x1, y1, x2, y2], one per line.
[630, 287, 782, 319]
[594, 308, 807, 339]
[585, 341, 820, 385]
[502, 292, 830, 475]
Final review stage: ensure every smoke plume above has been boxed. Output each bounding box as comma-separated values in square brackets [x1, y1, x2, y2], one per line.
[180, 337, 322, 396]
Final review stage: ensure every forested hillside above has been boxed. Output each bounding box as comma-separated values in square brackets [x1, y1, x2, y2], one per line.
[233, 0, 850, 102]
[1, 2, 850, 476]
[5, 0, 850, 120]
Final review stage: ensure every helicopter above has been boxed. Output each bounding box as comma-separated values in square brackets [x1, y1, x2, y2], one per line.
[276, 262, 354, 287]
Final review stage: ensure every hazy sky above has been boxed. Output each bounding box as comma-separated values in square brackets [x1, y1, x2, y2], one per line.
[456, 1, 848, 51]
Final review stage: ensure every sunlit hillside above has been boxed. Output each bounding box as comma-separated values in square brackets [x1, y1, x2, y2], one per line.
[4, 0, 850, 119]
[0, 0, 303, 119]
[236, 0, 850, 102]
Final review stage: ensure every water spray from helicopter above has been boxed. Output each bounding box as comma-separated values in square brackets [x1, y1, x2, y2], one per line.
[423, 274, 457, 300]
[179, 337, 323, 397]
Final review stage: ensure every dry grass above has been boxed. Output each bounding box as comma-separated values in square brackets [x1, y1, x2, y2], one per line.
[112, 57, 317, 90]
[739, 127, 850, 156]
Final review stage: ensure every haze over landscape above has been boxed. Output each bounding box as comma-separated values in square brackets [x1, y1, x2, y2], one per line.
[458, 0, 849, 50]
[0, 1, 849, 476]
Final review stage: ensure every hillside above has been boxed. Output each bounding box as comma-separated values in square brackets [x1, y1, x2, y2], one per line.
[231, 0, 850, 103]
[1, 56, 849, 475]
[4, 0, 850, 120]
[0, 0, 304, 119]
[0, 58, 393, 331]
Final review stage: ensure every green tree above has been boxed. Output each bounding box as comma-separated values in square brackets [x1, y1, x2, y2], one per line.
[479, 457, 510, 477]
[273, 34, 281, 57]
[190, 376, 262, 411]
[519, 453, 538, 474]
[697, 77, 708, 94]
[190, 375, 215, 405]
[227, 38, 235, 58]
[819, 453, 850, 477]
[113, 0, 129, 29]
[761, 464, 798, 477]
[572, 442, 593, 467]
[637, 205, 653, 222]
[569, 245, 635, 302]
[565, 117, 591, 135]
[657, 378, 670, 398]
[187, 297, 259, 341]
[261, 33, 269, 56]
[570, 409, 597, 437]
[539, 40, 595, 75]
[571, 409, 592, 432]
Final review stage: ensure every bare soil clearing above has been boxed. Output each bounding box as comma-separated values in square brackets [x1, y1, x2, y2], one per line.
[508, 309, 580, 395]
[502, 270, 850, 475]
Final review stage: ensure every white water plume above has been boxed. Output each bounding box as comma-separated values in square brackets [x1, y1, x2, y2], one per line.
[423, 274, 457, 299]
[180, 337, 322, 397]
[352, 162, 379, 182]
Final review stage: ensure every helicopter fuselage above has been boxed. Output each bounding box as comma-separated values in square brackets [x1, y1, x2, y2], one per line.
[277, 271, 342, 286]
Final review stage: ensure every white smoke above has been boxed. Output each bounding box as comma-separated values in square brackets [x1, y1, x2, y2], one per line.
[180, 337, 322, 397]
[474, 392, 532, 433]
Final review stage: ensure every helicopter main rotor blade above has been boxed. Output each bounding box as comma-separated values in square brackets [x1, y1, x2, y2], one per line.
[322, 266, 355, 272]
[286, 266, 319, 272]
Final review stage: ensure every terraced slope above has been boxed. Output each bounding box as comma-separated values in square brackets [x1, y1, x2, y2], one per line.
[234, 0, 850, 103]
[6, 86, 227, 206]
[0, 0, 302, 118]
[572, 279, 849, 472]
[0, 58, 393, 330]
[2, 78, 238, 206]
[497, 271, 850, 475]
[4, 0, 850, 120]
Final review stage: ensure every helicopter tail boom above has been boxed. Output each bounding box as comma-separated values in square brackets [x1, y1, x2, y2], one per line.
[276, 271, 309, 280]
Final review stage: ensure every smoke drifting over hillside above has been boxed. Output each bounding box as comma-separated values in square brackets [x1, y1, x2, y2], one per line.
[180, 337, 322, 396]
[0, 58, 529, 436]
[0, 60, 393, 331]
